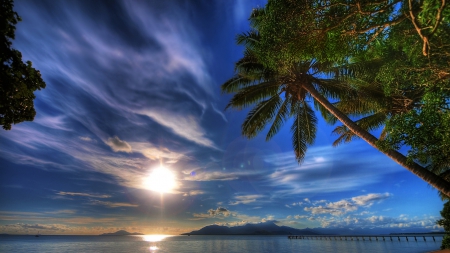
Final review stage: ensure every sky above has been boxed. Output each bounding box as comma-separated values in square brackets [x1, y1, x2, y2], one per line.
[0, 0, 445, 235]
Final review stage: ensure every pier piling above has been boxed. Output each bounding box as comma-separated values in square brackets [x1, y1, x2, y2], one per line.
[287, 234, 443, 242]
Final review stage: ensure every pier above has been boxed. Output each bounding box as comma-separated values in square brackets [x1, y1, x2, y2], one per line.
[287, 235, 444, 242]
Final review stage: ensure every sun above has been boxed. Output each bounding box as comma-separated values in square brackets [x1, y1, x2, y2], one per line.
[145, 167, 176, 193]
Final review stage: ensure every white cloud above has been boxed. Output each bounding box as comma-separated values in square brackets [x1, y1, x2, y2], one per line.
[193, 207, 234, 219]
[294, 215, 309, 219]
[351, 193, 392, 206]
[139, 110, 217, 149]
[315, 214, 441, 230]
[183, 190, 205, 196]
[229, 194, 265, 205]
[80, 136, 94, 142]
[303, 193, 392, 216]
[130, 142, 184, 163]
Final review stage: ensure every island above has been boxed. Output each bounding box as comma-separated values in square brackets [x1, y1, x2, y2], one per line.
[181, 221, 319, 235]
[181, 221, 443, 236]
[100, 230, 144, 236]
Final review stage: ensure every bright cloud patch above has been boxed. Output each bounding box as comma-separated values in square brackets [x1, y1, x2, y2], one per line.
[303, 193, 392, 217]
[229, 194, 265, 205]
[140, 110, 217, 149]
[351, 193, 392, 206]
[105, 136, 132, 153]
[193, 207, 234, 219]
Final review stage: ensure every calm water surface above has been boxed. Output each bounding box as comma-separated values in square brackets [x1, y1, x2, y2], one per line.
[0, 235, 443, 253]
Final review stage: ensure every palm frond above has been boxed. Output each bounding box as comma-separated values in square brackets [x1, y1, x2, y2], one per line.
[309, 60, 335, 76]
[312, 78, 358, 101]
[291, 100, 317, 163]
[249, 7, 266, 29]
[357, 112, 387, 132]
[242, 95, 282, 138]
[332, 126, 355, 147]
[235, 51, 264, 74]
[332, 112, 387, 146]
[331, 57, 385, 80]
[313, 99, 338, 125]
[379, 127, 387, 140]
[225, 81, 280, 110]
[221, 75, 256, 94]
[266, 98, 290, 140]
[332, 96, 386, 116]
[236, 30, 260, 48]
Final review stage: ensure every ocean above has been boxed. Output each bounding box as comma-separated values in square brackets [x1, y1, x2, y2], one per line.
[0, 234, 443, 253]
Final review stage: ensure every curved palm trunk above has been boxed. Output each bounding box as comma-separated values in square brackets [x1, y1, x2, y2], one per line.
[302, 82, 450, 197]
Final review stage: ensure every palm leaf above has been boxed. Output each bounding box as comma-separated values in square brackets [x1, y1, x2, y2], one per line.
[332, 112, 387, 146]
[266, 98, 290, 140]
[225, 81, 280, 110]
[236, 30, 260, 48]
[313, 99, 338, 125]
[242, 95, 282, 138]
[291, 100, 317, 163]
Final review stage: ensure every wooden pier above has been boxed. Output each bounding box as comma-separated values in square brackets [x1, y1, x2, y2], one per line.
[288, 235, 443, 242]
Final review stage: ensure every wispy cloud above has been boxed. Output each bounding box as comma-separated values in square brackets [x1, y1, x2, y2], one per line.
[229, 194, 265, 205]
[0, 0, 227, 193]
[57, 191, 112, 199]
[303, 193, 392, 216]
[182, 170, 259, 181]
[183, 190, 205, 196]
[139, 110, 217, 149]
[264, 144, 404, 195]
[351, 193, 392, 206]
[89, 200, 139, 208]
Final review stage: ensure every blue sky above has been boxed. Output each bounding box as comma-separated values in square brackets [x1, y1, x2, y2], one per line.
[0, 0, 444, 235]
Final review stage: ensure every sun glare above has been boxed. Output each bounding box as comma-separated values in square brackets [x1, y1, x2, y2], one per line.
[142, 234, 171, 242]
[145, 167, 176, 193]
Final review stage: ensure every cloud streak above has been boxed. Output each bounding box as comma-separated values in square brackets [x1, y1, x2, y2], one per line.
[57, 192, 112, 199]
[303, 193, 391, 216]
[264, 144, 404, 195]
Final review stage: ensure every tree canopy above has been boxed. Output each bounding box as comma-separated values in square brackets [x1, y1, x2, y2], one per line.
[1, 0, 46, 130]
[224, 0, 450, 195]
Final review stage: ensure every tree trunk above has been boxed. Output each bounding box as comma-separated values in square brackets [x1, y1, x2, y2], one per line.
[303, 82, 450, 197]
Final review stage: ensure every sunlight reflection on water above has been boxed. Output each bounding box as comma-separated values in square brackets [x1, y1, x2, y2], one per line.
[141, 234, 172, 242]
[141, 234, 172, 252]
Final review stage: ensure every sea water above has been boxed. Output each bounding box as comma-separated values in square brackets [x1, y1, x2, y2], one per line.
[0, 234, 443, 253]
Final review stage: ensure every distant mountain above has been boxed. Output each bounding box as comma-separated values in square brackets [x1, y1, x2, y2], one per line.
[181, 221, 320, 235]
[100, 230, 144, 236]
[181, 221, 443, 236]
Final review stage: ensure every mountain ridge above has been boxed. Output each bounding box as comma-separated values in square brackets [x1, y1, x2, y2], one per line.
[99, 230, 144, 236]
[181, 221, 320, 235]
[181, 221, 442, 236]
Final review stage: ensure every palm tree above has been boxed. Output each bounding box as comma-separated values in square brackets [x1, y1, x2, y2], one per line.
[329, 61, 424, 146]
[222, 31, 450, 196]
[329, 54, 449, 184]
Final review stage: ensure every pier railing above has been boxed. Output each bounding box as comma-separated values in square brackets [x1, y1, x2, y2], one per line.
[288, 235, 444, 242]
